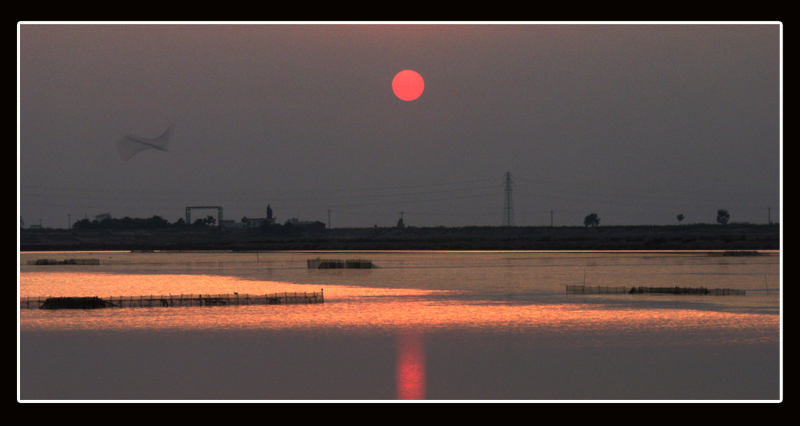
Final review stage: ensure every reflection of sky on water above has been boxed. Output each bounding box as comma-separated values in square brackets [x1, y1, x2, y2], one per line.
[18, 252, 781, 400]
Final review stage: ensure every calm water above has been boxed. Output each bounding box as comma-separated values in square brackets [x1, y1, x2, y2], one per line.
[18, 250, 781, 401]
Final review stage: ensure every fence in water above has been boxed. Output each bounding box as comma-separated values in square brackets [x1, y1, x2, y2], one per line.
[566, 285, 745, 296]
[20, 290, 324, 310]
[26, 258, 100, 265]
[705, 288, 747, 296]
[307, 258, 372, 269]
[628, 286, 745, 296]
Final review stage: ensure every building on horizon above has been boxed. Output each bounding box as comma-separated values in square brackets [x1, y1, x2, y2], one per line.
[220, 205, 277, 230]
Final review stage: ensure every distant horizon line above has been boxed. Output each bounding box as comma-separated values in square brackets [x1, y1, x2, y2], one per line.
[20, 221, 780, 231]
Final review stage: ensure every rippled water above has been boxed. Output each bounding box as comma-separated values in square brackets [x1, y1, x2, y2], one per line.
[18, 250, 781, 401]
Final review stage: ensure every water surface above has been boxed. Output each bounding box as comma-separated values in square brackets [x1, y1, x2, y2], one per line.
[18, 250, 781, 401]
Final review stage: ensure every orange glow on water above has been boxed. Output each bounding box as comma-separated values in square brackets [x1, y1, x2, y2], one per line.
[19, 271, 779, 349]
[396, 331, 426, 400]
[18, 251, 780, 400]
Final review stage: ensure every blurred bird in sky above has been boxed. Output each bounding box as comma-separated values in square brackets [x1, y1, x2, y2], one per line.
[117, 125, 172, 162]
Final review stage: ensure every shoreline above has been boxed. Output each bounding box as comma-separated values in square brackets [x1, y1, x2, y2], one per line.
[20, 223, 780, 252]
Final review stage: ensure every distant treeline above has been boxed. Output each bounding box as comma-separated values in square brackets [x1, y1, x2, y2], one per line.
[72, 215, 231, 229]
[72, 215, 177, 230]
[69, 215, 323, 231]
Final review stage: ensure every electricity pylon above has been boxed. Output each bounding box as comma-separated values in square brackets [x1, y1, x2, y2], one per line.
[503, 172, 515, 227]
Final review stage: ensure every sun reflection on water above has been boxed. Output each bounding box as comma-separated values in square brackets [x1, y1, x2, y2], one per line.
[396, 331, 426, 400]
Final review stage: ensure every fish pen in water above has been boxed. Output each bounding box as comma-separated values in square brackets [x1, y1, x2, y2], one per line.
[20, 290, 324, 310]
[37, 296, 112, 309]
[307, 258, 373, 269]
[26, 258, 100, 265]
[628, 286, 745, 296]
[566, 285, 746, 296]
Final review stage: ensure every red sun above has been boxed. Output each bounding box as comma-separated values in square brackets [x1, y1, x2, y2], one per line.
[392, 70, 424, 101]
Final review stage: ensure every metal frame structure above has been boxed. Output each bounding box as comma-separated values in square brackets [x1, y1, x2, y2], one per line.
[186, 206, 223, 227]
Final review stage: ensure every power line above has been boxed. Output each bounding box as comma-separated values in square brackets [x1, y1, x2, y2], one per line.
[19, 177, 505, 225]
[20, 177, 500, 198]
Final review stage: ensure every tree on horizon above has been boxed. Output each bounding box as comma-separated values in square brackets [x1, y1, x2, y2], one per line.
[584, 213, 600, 227]
[717, 209, 730, 225]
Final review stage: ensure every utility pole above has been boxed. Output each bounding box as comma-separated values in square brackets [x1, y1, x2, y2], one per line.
[67, 214, 71, 229]
[550, 210, 553, 227]
[768, 207, 771, 225]
[503, 172, 514, 227]
[327, 209, 331, 229]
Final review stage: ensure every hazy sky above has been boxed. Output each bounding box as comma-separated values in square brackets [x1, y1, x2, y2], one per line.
[18, 22, 781, 229]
